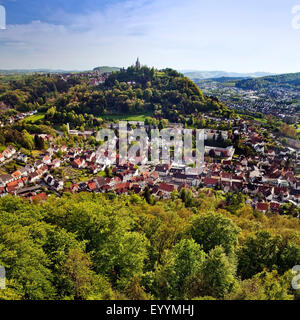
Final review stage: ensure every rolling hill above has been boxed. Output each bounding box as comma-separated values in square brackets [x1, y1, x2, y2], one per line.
[183, 70, 274, 80]
[235, 72, 300, 90]
[93, 66, 120, 74]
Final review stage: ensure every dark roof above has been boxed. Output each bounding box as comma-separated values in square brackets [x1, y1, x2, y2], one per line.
[155, 164, 170, 173]
[204, 177, 219, 186]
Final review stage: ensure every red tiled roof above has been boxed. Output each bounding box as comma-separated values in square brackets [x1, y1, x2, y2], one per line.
[88, 182, 97, 191]
[151, 171, 159, 180]
[12, 171, 21, 179]
[204, 177, 219, 186]
[159, 183, 175, 193]
[70, 184, 79, 191]
[115, 182, 130, 190]
[30, 193, 48, 202]
[7, 179, 22, 188]
[72, 158, 84, 166]
[257, 203, 269, 211]
[270, 202, 280, 210]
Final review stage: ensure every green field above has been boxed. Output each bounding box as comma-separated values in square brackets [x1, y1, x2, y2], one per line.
[236, 113, 267, 124]
[253, 117, 267, 124]
[100, 113, 152, 121]
[23, 113, 45, 123]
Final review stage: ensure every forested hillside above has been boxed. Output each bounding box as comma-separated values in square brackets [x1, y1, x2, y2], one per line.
[46, 66, 226, 125]
[0, 191, 299, 300]
[235, 72, 300, 90]
[0, 66, 227, 126]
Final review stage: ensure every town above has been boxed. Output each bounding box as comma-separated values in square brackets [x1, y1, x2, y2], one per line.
[0, 116, 299, 215]
[193, 78, 300, 125]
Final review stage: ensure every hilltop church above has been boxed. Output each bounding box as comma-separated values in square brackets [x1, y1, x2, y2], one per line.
[135, 58, 141, 69]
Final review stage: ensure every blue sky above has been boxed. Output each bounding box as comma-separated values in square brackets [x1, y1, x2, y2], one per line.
[0, 0, 300, 73]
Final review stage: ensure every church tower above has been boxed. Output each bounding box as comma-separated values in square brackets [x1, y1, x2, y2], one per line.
[135, 57, 141, 69]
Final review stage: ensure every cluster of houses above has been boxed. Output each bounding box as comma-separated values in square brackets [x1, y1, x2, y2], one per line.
[0, 110, 38, 127]
[64, 151, 299, 214]
[198, 79, 300, 123]
[0, 144, 66, 198]
[60, 70, 112, 87]
[60, 120, 299, 213]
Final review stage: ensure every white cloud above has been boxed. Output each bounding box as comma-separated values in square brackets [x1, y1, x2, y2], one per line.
[0, 0, 299, 72]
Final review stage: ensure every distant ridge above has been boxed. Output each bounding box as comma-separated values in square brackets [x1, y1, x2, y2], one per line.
[93, 66, 120, 74]
[0, 66, 121, 75]
[183, 70, 275, 80]
[0, 69, 79, 75]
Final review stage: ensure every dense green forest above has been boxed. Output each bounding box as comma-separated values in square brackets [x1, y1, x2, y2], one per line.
[0, 191, 300, 300]
[235, 72, 300, 90]
[0, 74, 81, 112]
